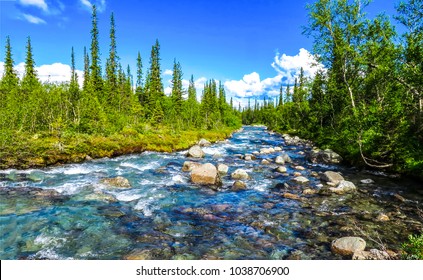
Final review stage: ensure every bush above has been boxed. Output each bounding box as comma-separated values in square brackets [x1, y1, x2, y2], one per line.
[402, 233, 423, 260]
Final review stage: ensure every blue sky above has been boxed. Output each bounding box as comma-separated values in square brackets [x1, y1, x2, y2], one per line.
[0, 0, 403, 105]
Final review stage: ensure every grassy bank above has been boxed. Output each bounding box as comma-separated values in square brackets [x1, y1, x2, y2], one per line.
[0, 126, 237, 170]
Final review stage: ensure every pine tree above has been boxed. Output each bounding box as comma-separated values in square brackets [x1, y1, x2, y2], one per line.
[69, 47, 80, 122]
[218, 81, 226, 121]
[1, 36, 19, 91]
[106, 12, 118, 103]
[83, 46, 90, 92]
[136, 51, 144, 104]
[145, 39, 164, 119]
[22, 37, 39, 90]
[278, 84, 284, 107]
[171, 59, 183, 115]
[89, 5, 103, 94]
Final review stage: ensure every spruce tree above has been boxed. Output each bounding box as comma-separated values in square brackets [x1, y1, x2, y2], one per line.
[171, 59, 183, 115]
[22, 37, 39, 91]
[83, 46, 90, 92]
[136, 51, 144, 104]
[106, 12, 118, 103]
[278, 85, 284, 107]
[145, 39, 164, 120]
[1, 36, 19, 91]
[89, 5, 103, 94]
[69, 47, 80, 122]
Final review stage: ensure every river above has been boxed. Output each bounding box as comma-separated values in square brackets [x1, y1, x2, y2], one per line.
[0, 126, 422, 259]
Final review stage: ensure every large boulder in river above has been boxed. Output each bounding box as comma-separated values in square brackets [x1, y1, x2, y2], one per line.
[198, 138, 211, 147]
[329, 180, 356, 194]
[331, 237, 366, 256]
[191, 163, 221, 187]
[187, 145, 205, 158]
[275, 156, 285, 165]
[182, 161, 202, 172]
[231, 169, 249, 180]
[101, 176, 132, 188]
[306, 148, 342, 164]
[320, 171, 344, 185]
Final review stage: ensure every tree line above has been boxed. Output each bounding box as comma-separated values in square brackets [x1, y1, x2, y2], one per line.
[242, 0, 422, 176]
[0, 5, 241, 148]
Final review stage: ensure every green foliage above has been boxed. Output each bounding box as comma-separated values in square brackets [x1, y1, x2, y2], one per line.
[402, 233, 423, 260]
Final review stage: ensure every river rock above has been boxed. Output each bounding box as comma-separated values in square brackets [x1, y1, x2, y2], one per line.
[231, 169, 249, 180]
[260, 148, 272, 154]
[217, 163, 229, 175]
[306, 149, 343, 164]
[244, 155, 253, 161]
[261, 159, 271, 165]
[211, 204, 231, 212]
[101, 176, 131, 188]
[293, 176, 309, 184]
[281, 153, 292, 163]
[331, 237, 366, 256]
[191, 163, 221, 187]
[393, 193, 406, 202]
[329, 180, 356, 194]
[352, 249, 391, 260]
[275, 156, 285, 165]
[283, 192, 301, 200]
[252, 151, 260, 155]
[295, 166, 306, 171]
[232, 181, 247, 191]
[198, 138, 211, 147]
[268, 147, 275, 153]
[182, 161, 202, 172]
[124, 249, 153, 260]
[360, 179, 375, 184]
[303, 188, 318, 195]
[276, 166, 287, 173]
[212, 153, 222, 159]
[187, 145, 205, 158]
[274, 147, 282, 151]
[376, 213, 390, 222]
[320, 171, 344, 185]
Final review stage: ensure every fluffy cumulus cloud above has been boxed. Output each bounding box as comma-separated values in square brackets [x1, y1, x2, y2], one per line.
[80, 0, 106, 12]
[19, 0, 48, 11]
[224, 48, 324, 106]
[0, 62, 84, 87]
[22, 13, 46, 24]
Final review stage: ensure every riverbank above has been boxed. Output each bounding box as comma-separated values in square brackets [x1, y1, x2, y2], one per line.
[0, 126, 239, 170]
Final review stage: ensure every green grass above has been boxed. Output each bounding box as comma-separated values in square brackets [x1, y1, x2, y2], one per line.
[0, 126, 237, 169]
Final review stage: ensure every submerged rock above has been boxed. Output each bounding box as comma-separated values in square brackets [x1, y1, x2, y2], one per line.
[182, 161, 202, 172]
[187, 145, 205, 158]
[320, 171, 344, 185]
[360, 179, 375, 184]
[293, 176, 309, 184]
[283, 192, 301, 200]
[101, 176, 132, 188]
[329, 180, 356, 194]
[231, 169, 249, 180]
[198, 138, 211, 147]
[217, 163, 229, 175]
[303, 188, 318, 195]
[275, 156, 285, 165]
[232, 181, 247, 191]
[331, 237, 366, 256]
[276, 166, 287, 173]
[191, 163, 221, 188]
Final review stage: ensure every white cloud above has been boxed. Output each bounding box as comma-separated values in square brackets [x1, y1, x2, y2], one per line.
[224, 48, 324, 106]
[19, 0, 48, 11]
[271, 48, 323, 83]
[163, 69, 173, 76]
[22, 13, 46, 24]
[0, 61, 84, 87]
[80, 0, 106, 12]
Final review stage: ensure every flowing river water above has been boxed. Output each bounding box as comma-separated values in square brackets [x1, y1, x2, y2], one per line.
[0, 126, 422, 260]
